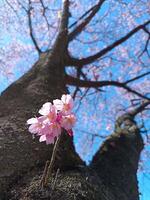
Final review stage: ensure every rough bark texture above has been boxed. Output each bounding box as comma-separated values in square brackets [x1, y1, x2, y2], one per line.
[92, 115, 144, 200]
[0, 52, 83, 199]
[7, 113, 143, 200]
[0, 47, 144, 200]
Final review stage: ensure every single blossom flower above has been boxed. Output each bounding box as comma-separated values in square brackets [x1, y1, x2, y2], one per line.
[61, 114, 76, 130]
[40, 122, 61, 137]
[53, 94, 73, 114]
[39, 122, 61, 144]
[27, 116, 46, 135]
[106, 124, 111, 131]
[39, 102, 57, 122]
[39, 134, 55, 145]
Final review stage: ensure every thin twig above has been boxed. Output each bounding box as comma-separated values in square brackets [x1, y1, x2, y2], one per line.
[49, 168, 60, 199]
[52, 168, 60, 190]
[43, 136, 61, 186]
[40, 160, 50, 188]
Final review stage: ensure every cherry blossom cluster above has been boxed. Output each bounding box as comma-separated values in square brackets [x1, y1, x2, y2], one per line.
[27, 94, 76, 144]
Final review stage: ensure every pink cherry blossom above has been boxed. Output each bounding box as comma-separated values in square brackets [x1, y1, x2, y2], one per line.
[39, 102, 57, 122]
[40, 122, 61, 144]
[53, 94, 73, 114]
[27, 116, 46, 134]
[27, 94, 76, 144]
[40, 134, 55, 145]
[40, 122, 61, 137]
[106, 124, 112, 131]
[61, 114, 76, 130]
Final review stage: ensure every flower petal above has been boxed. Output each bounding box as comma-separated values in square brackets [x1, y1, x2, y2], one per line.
[61, 114, 76, 130]
[39, 102, 52, 115]
[46, 134, 55, 144]
[61, 94, 73, 105]
[39, 135, 46, 142]
[27, 117, 38, 124]
[29, 124, 39, 134]
[53, 99, 63, 111]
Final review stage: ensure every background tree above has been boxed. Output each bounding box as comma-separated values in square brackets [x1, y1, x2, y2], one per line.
[0, 0, 150, 199]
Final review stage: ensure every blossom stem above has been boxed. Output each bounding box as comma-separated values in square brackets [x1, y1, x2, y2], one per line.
[43, 135, 61, 186]
[40, 160, 50, 188]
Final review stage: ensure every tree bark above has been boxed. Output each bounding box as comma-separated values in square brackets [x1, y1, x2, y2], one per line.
[0, 52, 83, 199]
[0, 53, 144, 200]
[91, 114, 144, 200]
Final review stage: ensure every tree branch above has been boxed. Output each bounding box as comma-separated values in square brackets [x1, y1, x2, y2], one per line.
[68, 20, 150, 66]
[28, 0, 42, 54]
[39, 0, 51, 30]
[69, 4, 99, 29]
[129, 100, 150, 117]
[68, 0, 105, 42]
[51, 0, 70, 54]
[59, 0, 70, 32]
[124, 71, 150, 84]
[5, 0, 20, 18]
[65, 74, 150, 100]
[138, 34, 150, 58]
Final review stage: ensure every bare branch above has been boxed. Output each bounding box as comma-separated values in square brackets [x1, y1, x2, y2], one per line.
[28, 0, 42, 54]
[68, 0, 105, 42]
[28, 0, 70, 56]
[69, 4, 98, 29]
[5, 0, 19, 18]
[52, 0, 70, 52]
[124, 71, 150, 84]
[39, 0, 51, 30]
[129, 100, 150, 117]
[138, 35, 150, 58]
[65, 74, 150, 100]
[59, 0, 70, 32]
[68, 20, 150, 66]
[114, 100, 150, 134]
[74, 88, 90, 113]
[74, 128, 107, 139]
[72, 67, 83, 99]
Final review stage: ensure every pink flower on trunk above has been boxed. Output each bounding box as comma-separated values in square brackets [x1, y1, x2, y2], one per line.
[27, 116, 46, 135]
[53, 94, 73, 114]
[39, 134, 55, 145]
[61, 114, 76, 130]
[39, 122, 61, 144]
[27, 94, 76, 144]
[39, 102, 57, 122]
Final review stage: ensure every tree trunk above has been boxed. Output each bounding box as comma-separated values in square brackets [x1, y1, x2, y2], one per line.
[0, 51, 83, 199]
[0, 52, 143, 200]
[91, 114, 144, 200]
